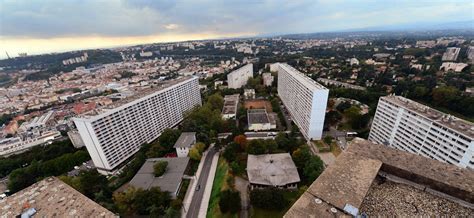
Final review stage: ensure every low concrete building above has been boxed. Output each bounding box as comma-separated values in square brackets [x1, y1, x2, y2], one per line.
[285, 138, 474, 217]
[222, 94, 240, 120]
[349, 58, 359, 66]
[247, 109, 277, 131]
[244, 132, 277, 140]
[262, 73, 274, 86]
[0, 177, 116, 217]
[440, 62, 468, 72]
[247, 153, 300, 189]
[129, 157, 190, 198]
[244, 89, 255, 100]
[442, 47, 461, 61]
[173, 132, 196, 157]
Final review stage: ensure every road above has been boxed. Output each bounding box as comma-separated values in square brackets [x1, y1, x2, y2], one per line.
[186, 147, 217, 218]
[322, 127, 347, 138]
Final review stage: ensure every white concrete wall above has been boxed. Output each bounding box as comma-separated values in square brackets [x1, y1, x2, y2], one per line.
[227, 64, 253, 89]
[176, 147, 189, 157]
[73, 119, 110, 170]
[308, 89, 329, 140]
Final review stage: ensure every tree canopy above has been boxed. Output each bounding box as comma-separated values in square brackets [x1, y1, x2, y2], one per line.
[153, 161, 168, 177]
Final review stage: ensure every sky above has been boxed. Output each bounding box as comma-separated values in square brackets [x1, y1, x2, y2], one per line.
[0, 0, 473, 59]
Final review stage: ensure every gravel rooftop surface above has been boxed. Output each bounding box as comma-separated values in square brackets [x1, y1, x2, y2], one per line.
[360, 179, 474, 217]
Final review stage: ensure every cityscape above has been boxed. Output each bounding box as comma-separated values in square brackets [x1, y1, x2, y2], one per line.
[0, 1, 473, 217]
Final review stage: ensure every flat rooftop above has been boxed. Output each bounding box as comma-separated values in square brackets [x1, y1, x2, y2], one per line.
[78, 76, 195, 118]
[228, 63, 252, 76]
[247, 153, 300, 186]
[248, 109, 270, 124]
[173, 132, 196, 148]
[284, 138, 474, 217]
[360, 178, 473, 217]
[278, 63, 328, 90]
[222, 94, 239, 116]
[381, 95, 474, 138]
[129, 157, 189, 197]
[0, 177, 116, 217]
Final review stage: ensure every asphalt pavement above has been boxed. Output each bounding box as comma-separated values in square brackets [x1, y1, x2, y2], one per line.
[186, 147, 217, 218]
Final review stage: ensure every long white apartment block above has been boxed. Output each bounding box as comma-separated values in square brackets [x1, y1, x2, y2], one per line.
[73, 77, 202, 174]
[0, 131, 61, 157]
[368, 95, 474, 169]
[227, 63, 253, 89]
[274, 63, 329, 140]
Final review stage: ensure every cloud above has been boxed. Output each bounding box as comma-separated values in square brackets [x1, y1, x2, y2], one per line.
[0, 0, 472, 39]
[164, 24, 179, 30]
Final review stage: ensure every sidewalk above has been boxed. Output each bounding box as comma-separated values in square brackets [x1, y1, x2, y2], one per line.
[198, 151, 220, 218]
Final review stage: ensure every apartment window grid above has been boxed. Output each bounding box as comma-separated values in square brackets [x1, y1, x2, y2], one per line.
[76, 78, 201, 171]
[369, 96, 473, 169]
[277, 64, 327, 140]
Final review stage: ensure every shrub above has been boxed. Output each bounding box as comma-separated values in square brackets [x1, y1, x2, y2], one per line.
[219, 190, 241, 213]
[153, 161, 168, 177]
[250, 188, 287, 210]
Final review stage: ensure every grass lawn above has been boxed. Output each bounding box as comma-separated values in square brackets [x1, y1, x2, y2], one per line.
[313, 140, 330, 153]
[250, 190, 301, 218]
[207, 158, 237, 218]
[330, 142, 342, 157]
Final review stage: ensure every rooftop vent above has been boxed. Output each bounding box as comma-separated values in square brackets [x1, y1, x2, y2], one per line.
[330, 208, 337, 213]
[314, 198, 322, 204]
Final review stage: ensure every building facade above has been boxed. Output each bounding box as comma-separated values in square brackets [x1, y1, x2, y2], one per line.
[442, 47, 461, 61]
[275, 63, 329, 140]
[173, 132, 196, 157]
[227, 64, 253, 89]
[0, 131, 61, 157]
[73, 77, 201, 174]
[262, 73, 274, 86]
[368, 95, 474, 170]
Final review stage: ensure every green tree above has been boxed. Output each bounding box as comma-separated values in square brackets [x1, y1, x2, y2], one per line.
[113, 187, 172, 215]
[323, 136, 333, 144]
[207, 93, 224, 110]
[219, 190, 241, 213]
[223, 142, 239, 162]
[77, 170, 110, 199]
[189, 147, 202, 160]
[275, 133, 290, 151]
[250, 188, 287, 210]
[8, 150, 90, 193]
[336, 101, 351, 112]
[325, 110, 342, 126]
[153, 161, 168, 177]
[229, 161, 244, 175]
[195, 142, 206, 153]
[247, 139, 267, 154]
[146, 142, 166, 158]
[432, 86, 458, 107]
[159, 129, 182, 151]
[291, 146, 312, 169]
[303, 156, 324, 183]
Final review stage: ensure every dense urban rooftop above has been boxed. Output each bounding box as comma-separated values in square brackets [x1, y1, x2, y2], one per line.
[77, 76, 195, 118]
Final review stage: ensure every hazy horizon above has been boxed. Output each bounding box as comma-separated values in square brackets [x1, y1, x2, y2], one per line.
[1, 0, 473, 59]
